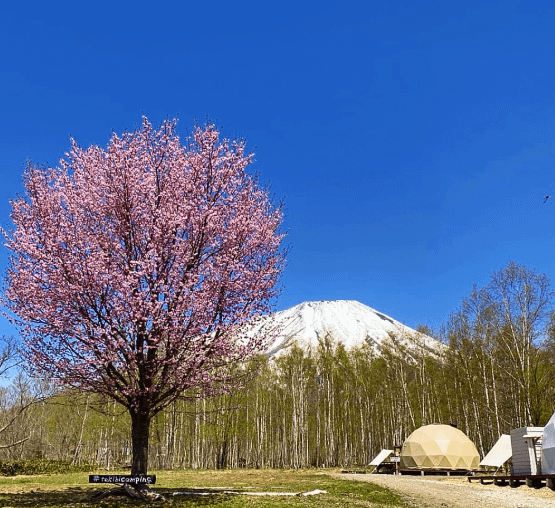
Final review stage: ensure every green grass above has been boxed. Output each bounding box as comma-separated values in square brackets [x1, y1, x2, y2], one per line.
[0, 469, 405, 507]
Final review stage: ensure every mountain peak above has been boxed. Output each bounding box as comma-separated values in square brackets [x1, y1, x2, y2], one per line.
[257, 300, 442, 357]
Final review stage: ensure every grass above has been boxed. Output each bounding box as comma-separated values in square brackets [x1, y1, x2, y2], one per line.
[0, 468, 405, 507]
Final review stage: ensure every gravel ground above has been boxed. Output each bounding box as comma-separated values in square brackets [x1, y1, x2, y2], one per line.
[336, 473, 555, 508]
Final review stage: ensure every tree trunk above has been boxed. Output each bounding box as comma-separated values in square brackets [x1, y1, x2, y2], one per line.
[130, 410, 151, 476]
[93, 407, 165, 502]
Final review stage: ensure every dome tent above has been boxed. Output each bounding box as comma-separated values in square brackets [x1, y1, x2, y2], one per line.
[400, 424, 480, 471]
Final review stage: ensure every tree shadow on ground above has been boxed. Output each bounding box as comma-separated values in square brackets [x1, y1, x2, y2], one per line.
[0, 487, 235, 507]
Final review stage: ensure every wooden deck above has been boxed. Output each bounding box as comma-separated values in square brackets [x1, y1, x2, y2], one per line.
[468, 474, 555, 489]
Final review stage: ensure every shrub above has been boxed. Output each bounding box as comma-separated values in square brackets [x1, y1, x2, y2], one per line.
[0, 459, 95, 476]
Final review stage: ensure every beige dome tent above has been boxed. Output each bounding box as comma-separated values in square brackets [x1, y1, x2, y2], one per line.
[400, 424, 480, 471]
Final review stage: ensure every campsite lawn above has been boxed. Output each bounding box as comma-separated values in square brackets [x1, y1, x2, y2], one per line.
[0, 468, 405, 507]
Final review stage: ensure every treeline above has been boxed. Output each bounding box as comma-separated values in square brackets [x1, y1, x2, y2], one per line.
[0, 261, 555, 469]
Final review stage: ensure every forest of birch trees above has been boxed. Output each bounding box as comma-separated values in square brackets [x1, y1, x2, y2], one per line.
[1, 261, 555, 469]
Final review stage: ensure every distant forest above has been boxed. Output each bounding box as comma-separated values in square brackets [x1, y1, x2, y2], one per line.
[1, 261, 555, 469]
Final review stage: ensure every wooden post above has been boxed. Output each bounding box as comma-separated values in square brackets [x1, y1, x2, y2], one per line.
[393, 445, 401, 475]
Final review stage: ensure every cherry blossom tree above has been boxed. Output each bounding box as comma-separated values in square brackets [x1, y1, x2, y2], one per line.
[2, 117, 285, 478]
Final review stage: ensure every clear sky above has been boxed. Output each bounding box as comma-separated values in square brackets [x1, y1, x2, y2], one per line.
[1, 0, 555, 337]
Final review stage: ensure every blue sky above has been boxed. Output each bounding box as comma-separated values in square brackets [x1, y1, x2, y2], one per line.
[1, 0, 555, 337]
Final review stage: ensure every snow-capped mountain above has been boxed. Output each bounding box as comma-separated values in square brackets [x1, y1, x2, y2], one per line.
[255, 300, 443, 358]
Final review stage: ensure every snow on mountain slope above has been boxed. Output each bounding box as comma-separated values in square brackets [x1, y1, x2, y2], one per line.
[255, 300, 443, 358]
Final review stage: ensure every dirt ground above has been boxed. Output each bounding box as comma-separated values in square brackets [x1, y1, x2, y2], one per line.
[337, 473, 555, 508]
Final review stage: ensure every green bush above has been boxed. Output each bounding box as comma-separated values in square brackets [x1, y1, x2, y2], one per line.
[0, 459, 95, 476]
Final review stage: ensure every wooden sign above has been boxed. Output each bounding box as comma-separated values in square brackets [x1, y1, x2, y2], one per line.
[89, 474, 156, 485]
